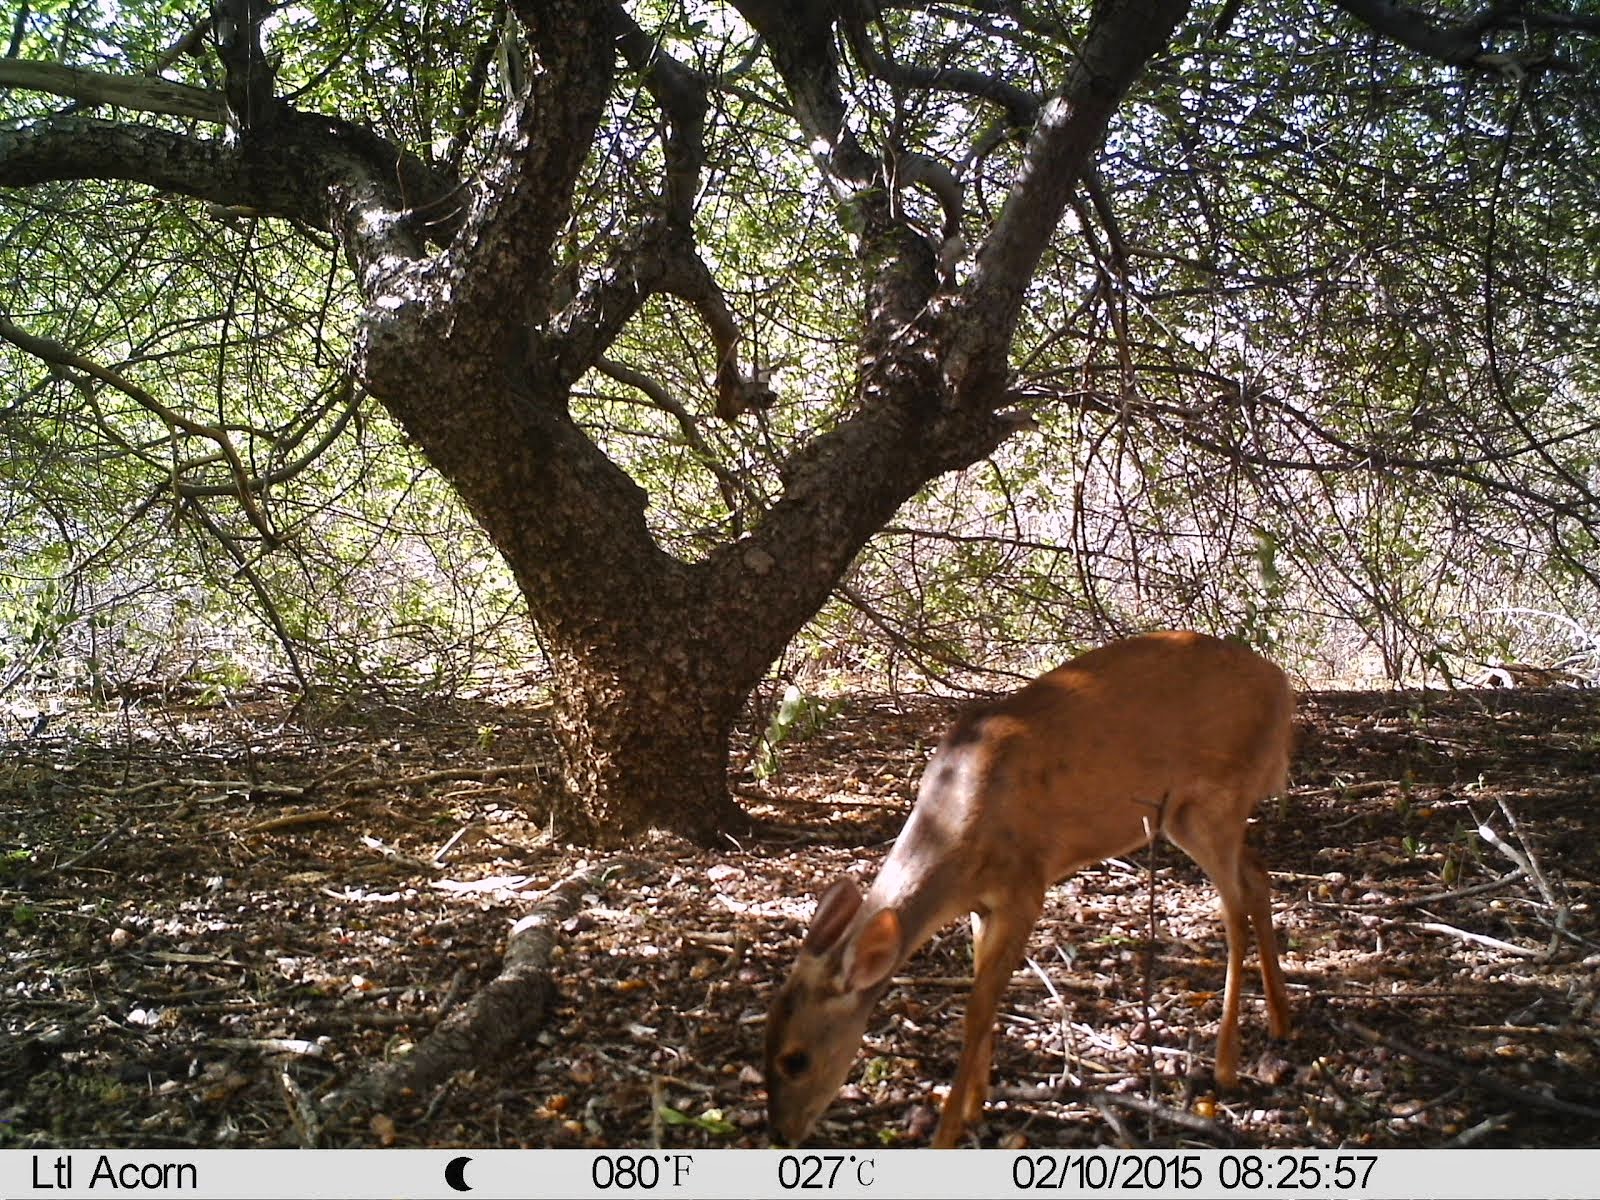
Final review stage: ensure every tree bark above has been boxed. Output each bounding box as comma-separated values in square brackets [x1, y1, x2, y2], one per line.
[547, 647, 750, 848]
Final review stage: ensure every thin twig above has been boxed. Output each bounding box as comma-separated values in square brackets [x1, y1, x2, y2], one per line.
[1087, 1092, 1140, 1148]
[1443, 1113, 1513, 1147]
[1089, 1090, 1226, 1138]
[1025, 952, 1081, 1090]
[1493, 798, 1565, 913]
[1141, 810, 1161, 1141]
[1414, 920, 1543, 958]
[1361, 868, 1525, 911]
[54, 825, 128, 871]
[1342, 1021, 1600, 1120]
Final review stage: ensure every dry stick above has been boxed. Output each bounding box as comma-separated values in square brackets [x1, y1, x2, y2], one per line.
[1342, 1020, 1600, 1120]
[245, 763, 550, 833]
[1087, 1092, 1138, 1148]
[243, 808, 347, 833]
[1479, 799, 1577, 956]
[1493, 799, 1561, 908]
[649, 1076, 666, 1149]
[279, 1069, 321, 1150]
[1493, 798, 1574, 949]
[53, 825, 129, 872]
[1364, 868, 1526, 911]
[341, 763, 550, 794]
[1140, 809, 1162, 1145]
[418, 1075, 460, 1126]
[1024, 952, 1082, 1091]
[321, 855, 656, 1120]
[1413, 920, 1544, 959]
[178, 778, 307, 797]
[214, 1036, 324, 1057]
[1090, 1089, 1225, 1138]
[1294, 779, 1405, 800]
[1443, 1112, 1514, 1148]
[1305, 1054, 1368, 1132]
[74, 779, 178, 798]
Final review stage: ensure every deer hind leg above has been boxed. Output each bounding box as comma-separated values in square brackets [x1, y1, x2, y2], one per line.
[933, 890, 1043, 1148]
[1162, 790, 1255, 1089]
[1240, 843, 1291, 1038]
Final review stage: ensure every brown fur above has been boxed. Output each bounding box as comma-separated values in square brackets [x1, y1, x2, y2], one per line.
[765, 631, 1294, 1147]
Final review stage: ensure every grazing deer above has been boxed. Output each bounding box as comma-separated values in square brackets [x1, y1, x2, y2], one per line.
[765, 630, 1293, 1147]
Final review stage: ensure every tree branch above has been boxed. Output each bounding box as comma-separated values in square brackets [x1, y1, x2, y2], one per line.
[550, 217, 689, 387]
[0, 312, 278, 544]
[594, 357, 754, 519]
[1328, 0, 1592, 73]
[547, 217, 773, 423]
[842, 11, 1041, 128]
[0, 116, 438, 269]
[1331, 0, 1486, 65]
[407, 0, 613, 341]
[211, 0, 280, 133]
[950, 0, 1191, 392]
[609, 4, 708, 225]
[0, 58, 222, 121]
[6, 4, 27, 59]
[727, 0, 878, 184]
[655, 241, 777, 423]
[442, 7, 504, 176]
[0, 117, 227, 193]
[1024, 378, 1600, 525]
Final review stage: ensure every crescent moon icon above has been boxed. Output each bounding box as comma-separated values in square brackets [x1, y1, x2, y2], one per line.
[444, 1155, 473, 1192]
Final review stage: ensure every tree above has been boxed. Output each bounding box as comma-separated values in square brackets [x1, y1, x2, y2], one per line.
[3, 0, 1597, 844]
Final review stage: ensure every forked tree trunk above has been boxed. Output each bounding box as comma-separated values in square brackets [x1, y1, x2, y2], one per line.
[342, 0, 1188, 850]
[1, 0, 1200, 848]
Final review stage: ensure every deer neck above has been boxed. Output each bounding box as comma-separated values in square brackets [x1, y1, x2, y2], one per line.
[861, 799, 978, 962]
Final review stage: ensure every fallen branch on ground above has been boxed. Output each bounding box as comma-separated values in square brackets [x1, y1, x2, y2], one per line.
[318, 854, 657, 1127]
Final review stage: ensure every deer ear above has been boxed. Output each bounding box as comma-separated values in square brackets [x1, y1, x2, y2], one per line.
[802, 878, 862, 955]
[843, 908, 902, 992]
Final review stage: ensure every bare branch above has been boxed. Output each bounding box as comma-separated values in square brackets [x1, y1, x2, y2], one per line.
[655, 242, 777, 423]
[163, 377, 363, 501]
[727, 0, 878, 183]
[950, 0, 1191, 391]
[1329, 0, 1590, 73]
[594, 357, 754, 518]
[0, 117, 227, 192]
[1022, 378, 1600, 526]
[1, 22, 460, 261]
[6, 4, 27, 59]
[211, 0, 280, 133]
[0, 58, 223, 122]
[0, 312, 278, 544]
[442, 8, 504, 176]
[1333, 0, 1483, 64]
[149, 15, 213, 74]
[0, 117, 437, 270]
[609, 4, 709, 224]
[842, 13, 1041, 128]
[550, 218, 774, 422]
[728, 1, 958, 333]
[550, 217, 686, 386]
[894, 150, 966, 241]
[430, 0, 614, 334]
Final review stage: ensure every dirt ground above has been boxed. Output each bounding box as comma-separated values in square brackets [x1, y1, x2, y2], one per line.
[3, 681, 1597, 1150]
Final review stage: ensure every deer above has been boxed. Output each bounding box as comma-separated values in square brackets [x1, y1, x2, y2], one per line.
[764, 630, 1294, 1148]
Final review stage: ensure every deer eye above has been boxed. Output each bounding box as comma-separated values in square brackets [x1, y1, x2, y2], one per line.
[778, 1050, 811, 1078]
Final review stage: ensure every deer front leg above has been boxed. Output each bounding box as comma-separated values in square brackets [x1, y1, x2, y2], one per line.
[933, 895, 1041, 1147]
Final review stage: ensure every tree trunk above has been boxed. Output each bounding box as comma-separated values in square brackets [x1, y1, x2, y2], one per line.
[545, 644, 750, 848]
